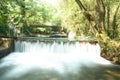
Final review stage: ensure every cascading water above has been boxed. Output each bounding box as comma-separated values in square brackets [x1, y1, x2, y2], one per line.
[0, 39, 120, 80]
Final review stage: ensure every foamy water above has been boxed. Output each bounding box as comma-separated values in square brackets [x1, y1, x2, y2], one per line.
[0, 40, 111, 78]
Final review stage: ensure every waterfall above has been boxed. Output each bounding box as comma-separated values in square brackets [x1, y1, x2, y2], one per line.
[0, 40, 111, 79]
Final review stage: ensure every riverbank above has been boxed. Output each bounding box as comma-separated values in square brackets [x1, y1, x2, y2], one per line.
[0, 38, 9, 49]
[0, 38, 14, 58]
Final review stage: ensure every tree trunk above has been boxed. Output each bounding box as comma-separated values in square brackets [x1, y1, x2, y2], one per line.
[75, 0, 120, 63]
[106, 4, 110, 37]
[112, 5, 120, 39]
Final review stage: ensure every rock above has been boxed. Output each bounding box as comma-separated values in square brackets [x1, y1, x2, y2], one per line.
[68, 31, 76, 40]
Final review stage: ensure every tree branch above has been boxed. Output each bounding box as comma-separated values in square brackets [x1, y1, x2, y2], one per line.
[75, 0, 87, 11]
[75, 0, 98, 35]
[75, 0, 94, 21]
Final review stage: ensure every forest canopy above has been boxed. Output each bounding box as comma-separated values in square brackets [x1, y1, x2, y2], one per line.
[0, 0, 62, 36]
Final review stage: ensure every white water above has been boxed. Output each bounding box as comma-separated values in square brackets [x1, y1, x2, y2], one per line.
[0, 40, 111, 78]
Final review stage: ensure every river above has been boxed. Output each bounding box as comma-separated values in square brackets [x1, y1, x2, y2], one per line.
[0, 39, 120, 80]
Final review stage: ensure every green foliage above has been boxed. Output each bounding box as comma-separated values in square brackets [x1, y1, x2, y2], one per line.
[0, 0, 9, 25]
[0, 0, 62, 36]
[1, 0, 120, 38]
[0, 25, 9, 36]
[0, 0, 10, 36]
[60, 0, 94, 37]
[103, 0, 120, 40]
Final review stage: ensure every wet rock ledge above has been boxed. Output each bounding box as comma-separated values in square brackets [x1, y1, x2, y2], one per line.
[0, 38, 14, 58]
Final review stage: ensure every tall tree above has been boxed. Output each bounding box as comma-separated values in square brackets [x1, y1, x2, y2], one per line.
[75, 0, 120, 63]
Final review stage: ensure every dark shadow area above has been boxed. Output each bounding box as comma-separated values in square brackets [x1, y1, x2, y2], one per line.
[0, 63, 120, 80]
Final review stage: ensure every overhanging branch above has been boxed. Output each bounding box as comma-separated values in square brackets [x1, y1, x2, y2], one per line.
[75, 0, 87, 11]
[75, 0, 98, 35]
